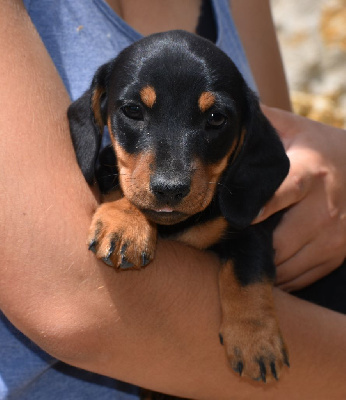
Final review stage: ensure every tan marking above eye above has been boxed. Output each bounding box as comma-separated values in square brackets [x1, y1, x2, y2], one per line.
[198, 91, 215, 112]
[140, 85, 157, 108]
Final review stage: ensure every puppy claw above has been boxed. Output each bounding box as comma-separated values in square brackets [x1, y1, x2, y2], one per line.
[102, 256, 115, 267]
[88, 239, 97, 254]
[141, 252, 151, 267]
[118, 244, 133, 269]
[108, 240, 117, 257]
[270, 361, 278, 381]
[120, 243, 128, 255]
[120, 255, 134, 269]
[100, 241, 116, 267]
[219, 333, 224, 346]
[259, 360, 266, 383]
[232, 361, 243, 377]
[283, 350, 290, 368]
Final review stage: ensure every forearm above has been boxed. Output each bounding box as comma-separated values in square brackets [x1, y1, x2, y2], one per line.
[0, 2, 225, 395]
[231, 0, 292, 111]
[3, 191, 346, 400]
[3, 226, 346, 400]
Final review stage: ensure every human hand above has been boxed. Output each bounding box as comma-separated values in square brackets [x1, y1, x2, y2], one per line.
[254, 106, 346, 292]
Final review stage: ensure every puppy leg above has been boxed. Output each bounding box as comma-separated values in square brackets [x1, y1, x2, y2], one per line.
[88, 197, 157, 269]
[218, 260, 289, 382]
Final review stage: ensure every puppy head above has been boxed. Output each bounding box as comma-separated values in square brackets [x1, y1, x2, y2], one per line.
[68, 30, 289, 227]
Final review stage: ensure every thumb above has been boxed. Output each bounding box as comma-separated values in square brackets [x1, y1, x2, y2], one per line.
[252, 160, 312, 223]
[261, 105, 300, 145]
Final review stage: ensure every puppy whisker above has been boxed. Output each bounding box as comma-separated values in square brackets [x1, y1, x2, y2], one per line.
[100, 173, 119, 178]
[209, 181, 233, 197]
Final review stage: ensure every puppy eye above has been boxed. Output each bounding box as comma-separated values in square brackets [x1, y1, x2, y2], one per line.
[206, 113, 227, 128]
[122, 105, 144, 120]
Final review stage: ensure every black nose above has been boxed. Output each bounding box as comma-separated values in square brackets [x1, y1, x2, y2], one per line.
[150, 175, 190, 205]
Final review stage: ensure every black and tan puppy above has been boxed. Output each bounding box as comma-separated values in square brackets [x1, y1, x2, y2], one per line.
[68, 30, 290, 383]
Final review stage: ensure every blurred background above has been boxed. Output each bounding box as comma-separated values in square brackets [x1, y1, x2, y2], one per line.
[271, 0, 346, 128]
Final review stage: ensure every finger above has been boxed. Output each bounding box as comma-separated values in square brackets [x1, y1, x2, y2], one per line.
[275, 241, 326, 286]
[261, 105, 300, 142]
[273, 207, 313, 268]
[277, 258, 344, 292]
[273, 178, 344, 268]
[253, 160, 313, 224]
[273, 199, 332, 268]
[275, 239, 315, 286]
[275, 229, 345, 287]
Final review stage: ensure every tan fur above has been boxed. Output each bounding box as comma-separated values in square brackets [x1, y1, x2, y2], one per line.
[92, 87, 106, 130]
[88, 197, 157, 269]
[205, 140, 238, 181]
[102, 189, 123, 203]
[107, 116, 242, 221]
[218, 261, 288, 382]
[176, 217, 228, 249]
[230, 128, 246, 165]
[198, 91, 215, 112]
[140, 85, 157, 108]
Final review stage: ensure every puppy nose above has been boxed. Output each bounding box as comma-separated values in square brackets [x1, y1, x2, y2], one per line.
[150, 176, 190, 205]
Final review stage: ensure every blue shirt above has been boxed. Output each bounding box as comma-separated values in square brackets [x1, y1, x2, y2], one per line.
[1, 1, 256, 398]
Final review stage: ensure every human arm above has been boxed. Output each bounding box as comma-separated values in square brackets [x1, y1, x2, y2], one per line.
[255, 106, 346, 292]
[1, 1, 346, 399]
[231, 0, 292, 111]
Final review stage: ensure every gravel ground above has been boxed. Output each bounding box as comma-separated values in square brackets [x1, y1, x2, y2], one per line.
[271, 0, 346, 127]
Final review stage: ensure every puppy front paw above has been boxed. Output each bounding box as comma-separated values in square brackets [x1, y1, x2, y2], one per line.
[88, 198, 157, 269]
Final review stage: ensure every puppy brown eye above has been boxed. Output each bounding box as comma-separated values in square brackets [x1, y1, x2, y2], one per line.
[206, 113, 227, 128]
[122, 105, 144, 120]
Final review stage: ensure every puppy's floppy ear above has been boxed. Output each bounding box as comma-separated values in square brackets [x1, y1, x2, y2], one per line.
[67, 61, 112, 184]
[218, 90, 290, 230]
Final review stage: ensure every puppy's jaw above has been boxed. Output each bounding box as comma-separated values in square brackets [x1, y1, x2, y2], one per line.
[110, 139, 225, 224]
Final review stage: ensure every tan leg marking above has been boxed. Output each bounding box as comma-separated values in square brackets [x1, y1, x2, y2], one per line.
[219, 261, 289, 382]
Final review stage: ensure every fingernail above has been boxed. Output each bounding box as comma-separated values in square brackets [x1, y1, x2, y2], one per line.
[88, 239, 97, 253]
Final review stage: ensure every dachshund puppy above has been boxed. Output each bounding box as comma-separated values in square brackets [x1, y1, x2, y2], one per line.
[68, 30, 290, 385]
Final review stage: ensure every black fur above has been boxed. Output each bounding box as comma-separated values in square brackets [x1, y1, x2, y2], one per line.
[218, 93, 289, 230]
[68, 30, 291, 390]
[68, 62, 112, 184]
[68, 30, 289, 287]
